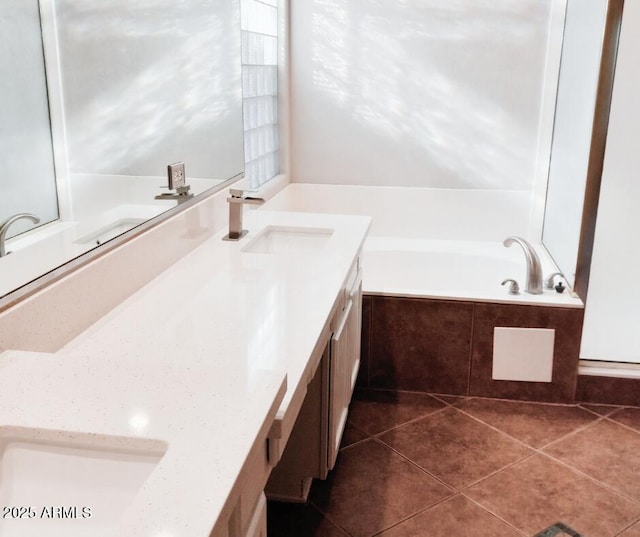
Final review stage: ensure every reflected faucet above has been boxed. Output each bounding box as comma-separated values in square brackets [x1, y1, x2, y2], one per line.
[503, 236, 543, 294]
[222, 189, 265, 241]
[0, 213, 41, 257]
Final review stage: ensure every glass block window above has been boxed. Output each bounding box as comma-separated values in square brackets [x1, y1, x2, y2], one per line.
[241, 0, 279, 189]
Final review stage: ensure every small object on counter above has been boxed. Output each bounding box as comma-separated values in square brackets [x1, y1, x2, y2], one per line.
[554, 281, 565, 294]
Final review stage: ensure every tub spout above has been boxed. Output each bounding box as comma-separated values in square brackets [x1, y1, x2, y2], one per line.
[503, 236, 543, 294]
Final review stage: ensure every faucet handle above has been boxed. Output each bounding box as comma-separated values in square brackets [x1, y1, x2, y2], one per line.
[544, 272, 565, 289]
[501, 279, 520, 295]
[229, 188, 264, 202]
[227, 188, 264, 205]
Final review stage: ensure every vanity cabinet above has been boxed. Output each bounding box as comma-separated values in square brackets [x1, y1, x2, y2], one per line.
[217, 431, 274, 537]
[266, 256, 363, 501]
[244, 493, 267, 537]
[328, 267, 362, 470]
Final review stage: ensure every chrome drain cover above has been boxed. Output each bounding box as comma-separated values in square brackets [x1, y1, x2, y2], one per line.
[535, 522, 583, 537]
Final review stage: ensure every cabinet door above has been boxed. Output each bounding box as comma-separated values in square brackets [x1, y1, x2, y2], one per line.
[328, 298, 353, 470]
[244, 493, 267, 537]
[348, 275, 363, 393]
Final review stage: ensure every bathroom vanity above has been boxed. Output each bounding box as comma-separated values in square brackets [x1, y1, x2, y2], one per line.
[0, 203, 370, 537]
[266, 244, 363, 501]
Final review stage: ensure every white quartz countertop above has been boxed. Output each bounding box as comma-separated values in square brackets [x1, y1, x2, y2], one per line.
[61, 210, 371, 415]
[0, 209, 371, 537]
[0, 349, 286, 537]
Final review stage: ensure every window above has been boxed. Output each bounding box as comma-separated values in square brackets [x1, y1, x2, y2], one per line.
[241, 0, 279, 189]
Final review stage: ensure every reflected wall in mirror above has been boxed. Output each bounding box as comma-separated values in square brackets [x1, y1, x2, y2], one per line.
[1, 1, 59, 237]
[0, 0, 244, 302]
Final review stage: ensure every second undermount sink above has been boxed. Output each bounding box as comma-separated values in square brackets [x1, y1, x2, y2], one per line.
[0, 428, 166, 537]
[242, 225, 334, 254]
[74, 218, 146, 246]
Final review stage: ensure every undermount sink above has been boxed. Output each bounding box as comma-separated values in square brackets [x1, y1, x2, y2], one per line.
[242, 225, 334, 254]
[0, 429, 165, 537]
[74, 218, 146, 246]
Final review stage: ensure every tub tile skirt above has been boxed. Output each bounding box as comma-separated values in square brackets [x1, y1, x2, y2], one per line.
[576, 375, 640, 406]
[535, 522, 583, 537]
[360, 296, 584, 403]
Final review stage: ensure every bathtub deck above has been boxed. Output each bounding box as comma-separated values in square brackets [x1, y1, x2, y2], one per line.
[262, 183, 583, 309]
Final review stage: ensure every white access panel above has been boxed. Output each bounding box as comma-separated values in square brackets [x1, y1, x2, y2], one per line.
[492, 327, 555, 383]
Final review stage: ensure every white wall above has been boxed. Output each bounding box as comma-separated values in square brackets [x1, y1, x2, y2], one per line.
[542, 0, 607, 287]
[0, 1, 59, 236]
[264, 184, 530, 241]
[289, 0, 558, 191]
[581, 1, 640, 363]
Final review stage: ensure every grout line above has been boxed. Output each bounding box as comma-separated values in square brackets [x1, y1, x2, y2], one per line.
[367, 405, 542, 492]
[338, 420, 371, 452]
[537, 450, 640, 507]
[614, 512, 640, 536]
[579, 403, 620, 417]
[603, 414, 640, 436]
[337, 435, 371, 453]
[371, 436, 456, 493]
[325, 400, 640, 537]
[535, 414, 609, 451]
[367, 404, 453, 438]
[461, 492, 529, 536]
[461, 393, 591, 407]
[369, 400, 637, 499]
[451, 405, 543, 452]
[329, 393, 640, 536]
[430, 392, 475, 405]
[367, 495, 461, 536]
[343, 392, 453, 450]
[461, 451, 539, 491]
[452, 400, 620, 455]
[306, 485, 355, 536]
[381, 401, 640, 515]
[356, 385, 466, 399]
[307, 502, 354, 537]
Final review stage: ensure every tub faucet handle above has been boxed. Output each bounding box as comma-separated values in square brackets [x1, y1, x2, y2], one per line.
[501, 279, 520, 295]
[544, 272, 565, 290]
[503, 236, 543, 294]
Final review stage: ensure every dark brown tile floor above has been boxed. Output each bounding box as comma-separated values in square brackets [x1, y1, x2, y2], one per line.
[268, 389, 640, 537]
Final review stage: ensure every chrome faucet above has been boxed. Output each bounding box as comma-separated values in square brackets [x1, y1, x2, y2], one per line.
[222, 189, 265, 241]
[0, 213, 41, 257]
[503, 236, 543, 294]
[154, 162, 194, 205]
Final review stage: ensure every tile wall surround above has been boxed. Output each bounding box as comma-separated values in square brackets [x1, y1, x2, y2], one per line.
[576, 375, 640, 406]
[359, 295, 584, 403]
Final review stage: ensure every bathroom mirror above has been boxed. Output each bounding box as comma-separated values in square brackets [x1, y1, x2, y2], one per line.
[0, 0, 244, 302]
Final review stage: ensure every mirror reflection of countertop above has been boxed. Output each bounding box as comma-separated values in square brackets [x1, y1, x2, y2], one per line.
[0, 209, 371, 537]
